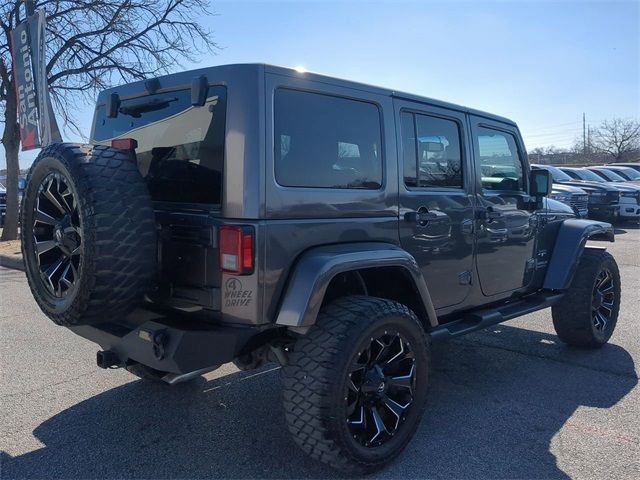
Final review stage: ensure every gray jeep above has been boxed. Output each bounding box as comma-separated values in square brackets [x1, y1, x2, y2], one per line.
[21, 64, 620, 473]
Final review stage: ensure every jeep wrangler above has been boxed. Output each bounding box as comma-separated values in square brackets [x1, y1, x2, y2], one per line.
[21, 64, 620, 474]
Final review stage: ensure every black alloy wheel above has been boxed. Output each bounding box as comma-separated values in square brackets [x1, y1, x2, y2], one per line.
[346, 332, 416, 447]
[282, 296, 430, 474]
[591, 268, 615, 332]
[32, 172, 82, 298]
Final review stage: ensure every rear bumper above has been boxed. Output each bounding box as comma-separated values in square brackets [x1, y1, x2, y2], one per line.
[69, 313, 262, 374]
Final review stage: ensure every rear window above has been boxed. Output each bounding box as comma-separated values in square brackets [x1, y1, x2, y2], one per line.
[274, 89, 382, 189]
[92, 86, 226, 205]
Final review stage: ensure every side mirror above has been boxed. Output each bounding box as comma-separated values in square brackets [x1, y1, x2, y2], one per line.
[530, 169, 552, 197]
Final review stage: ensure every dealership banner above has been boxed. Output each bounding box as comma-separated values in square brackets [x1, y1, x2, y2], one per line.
[10, 10, 62, 151]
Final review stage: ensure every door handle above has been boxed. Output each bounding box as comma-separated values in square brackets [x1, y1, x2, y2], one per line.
[405, 210, 438, 225]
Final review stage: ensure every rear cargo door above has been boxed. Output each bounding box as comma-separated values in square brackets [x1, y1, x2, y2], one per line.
[92, 86, 228, 311]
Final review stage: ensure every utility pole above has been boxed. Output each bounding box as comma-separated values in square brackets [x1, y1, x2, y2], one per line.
[583, 112, 586, 155]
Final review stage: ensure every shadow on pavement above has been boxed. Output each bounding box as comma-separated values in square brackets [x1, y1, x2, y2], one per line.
[2, 325, 636, 479]
[614, 221, 640, 235]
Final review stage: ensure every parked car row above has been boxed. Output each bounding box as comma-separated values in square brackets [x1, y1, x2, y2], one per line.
[0, 176, 26, 227]
[532, 163, 640, 223]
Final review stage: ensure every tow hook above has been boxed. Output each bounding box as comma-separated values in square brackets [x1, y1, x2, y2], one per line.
[96, 350, 120, 369]
[137, 328, 169, 360]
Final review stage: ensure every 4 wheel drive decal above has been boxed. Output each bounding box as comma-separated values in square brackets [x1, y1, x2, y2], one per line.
[224, 277, 253, 308]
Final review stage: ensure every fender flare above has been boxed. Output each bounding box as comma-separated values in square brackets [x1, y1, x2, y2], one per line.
[275, 242, 438, 329]
[543, 218, 615, 290]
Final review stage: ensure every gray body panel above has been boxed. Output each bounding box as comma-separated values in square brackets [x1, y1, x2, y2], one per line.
[275, 243, 437, 328]
[89, 63, 615, 336]
[262, 218, 398, 323]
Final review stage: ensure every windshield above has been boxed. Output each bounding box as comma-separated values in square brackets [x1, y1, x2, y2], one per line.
[611, 168, 640, 180]
[593, 169, 626, 182]
[570, 169, 606, 182]
[543, 165, 573, 182]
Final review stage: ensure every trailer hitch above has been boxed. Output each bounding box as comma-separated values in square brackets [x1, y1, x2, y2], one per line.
[96, 350, 121, 369]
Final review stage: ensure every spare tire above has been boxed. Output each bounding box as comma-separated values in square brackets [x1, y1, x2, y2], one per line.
[21, 143, 156, 326]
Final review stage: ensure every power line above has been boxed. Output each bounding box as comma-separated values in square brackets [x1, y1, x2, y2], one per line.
[526, 136, 576, 142]
[524, 121, 582, 132]
[524, 130, 582, 139]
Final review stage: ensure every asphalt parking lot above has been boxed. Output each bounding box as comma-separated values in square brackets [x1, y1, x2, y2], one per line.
[1, 225, 639, 479]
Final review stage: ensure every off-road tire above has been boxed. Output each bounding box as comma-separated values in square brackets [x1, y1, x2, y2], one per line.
[21, 143, 156, 326]
[281, 296, 430, 474]
[552, 249, 621, 348]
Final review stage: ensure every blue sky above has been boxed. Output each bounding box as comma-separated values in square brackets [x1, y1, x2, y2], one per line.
[3, 0, 639, 169]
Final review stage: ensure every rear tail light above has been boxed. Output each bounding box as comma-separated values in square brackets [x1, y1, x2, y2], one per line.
[219, 225, 254, 275]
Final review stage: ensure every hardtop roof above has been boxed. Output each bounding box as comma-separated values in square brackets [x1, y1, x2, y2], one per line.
[96, 63, 518, 127]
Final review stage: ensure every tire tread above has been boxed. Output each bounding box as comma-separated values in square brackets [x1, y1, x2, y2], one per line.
[281, 296, 427, 474]
[551, 249, 620, 348]
[21, 143, 156, 326]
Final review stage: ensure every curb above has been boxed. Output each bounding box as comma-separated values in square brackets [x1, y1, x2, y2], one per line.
[0, 254, 24, 271]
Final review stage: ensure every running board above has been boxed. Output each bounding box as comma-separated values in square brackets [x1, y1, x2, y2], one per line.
[430, 292, 565, 343]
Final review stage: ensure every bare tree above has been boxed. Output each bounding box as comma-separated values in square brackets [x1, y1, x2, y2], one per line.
[0, 0, 217, 240]
[591, 118, 640, 161]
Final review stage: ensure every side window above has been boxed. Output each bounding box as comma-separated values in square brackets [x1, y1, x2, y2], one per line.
[477, 127, 524, 191]
[274, 89, 382, 189]
[401, 111, 463, 188]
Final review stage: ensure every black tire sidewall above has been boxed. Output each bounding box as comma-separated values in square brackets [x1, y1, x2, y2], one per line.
[21, 143, 156, 327]
[321, 303, 430, 469]
[552, 250, 621, 348]
[22, 154, 92, 319]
